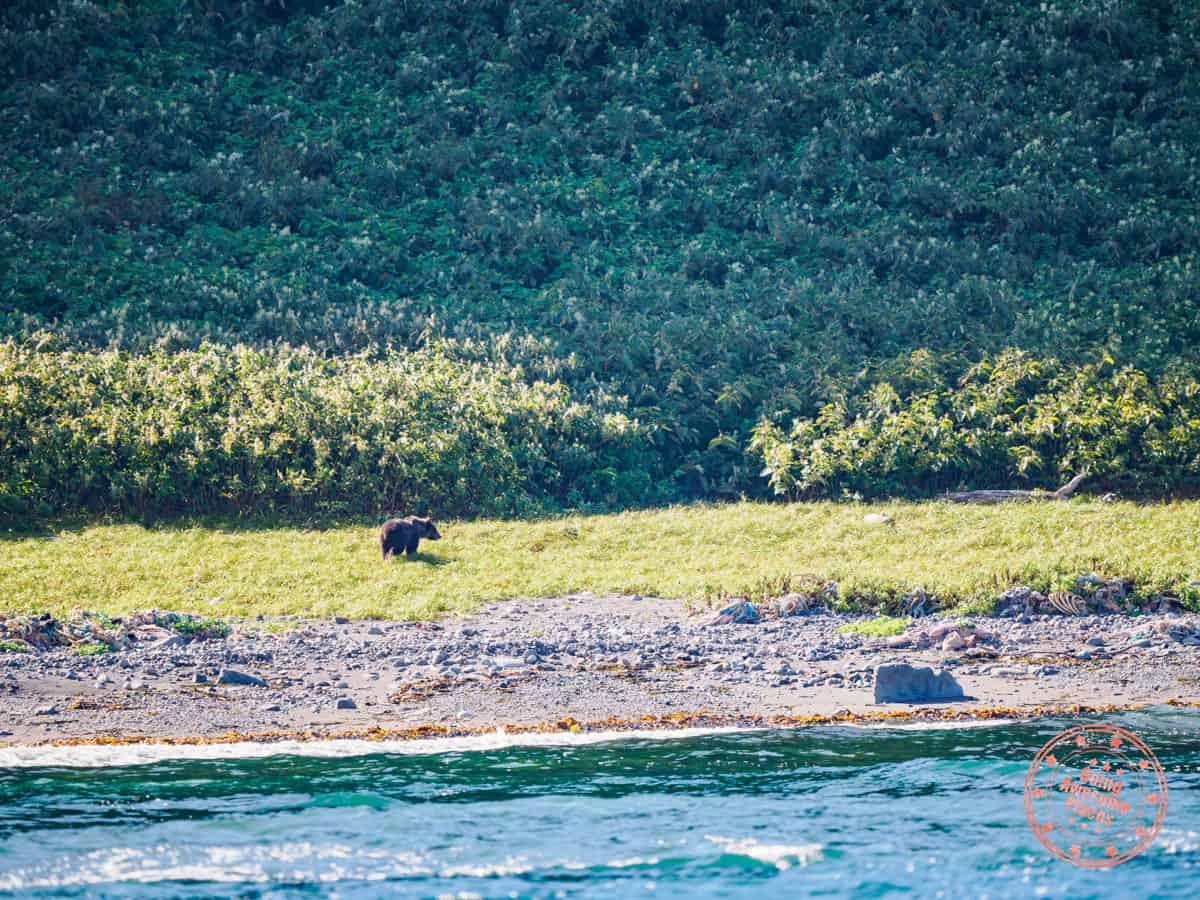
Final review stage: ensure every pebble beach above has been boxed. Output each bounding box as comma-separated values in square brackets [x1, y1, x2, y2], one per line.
[3, 593, 1199, 746]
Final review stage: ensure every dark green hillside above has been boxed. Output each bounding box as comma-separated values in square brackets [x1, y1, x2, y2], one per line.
[2, 0, 1199, 518]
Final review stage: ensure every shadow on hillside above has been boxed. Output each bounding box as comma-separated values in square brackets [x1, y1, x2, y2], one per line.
[3, 487, 1192, 542]
[0, 504, 634, 541]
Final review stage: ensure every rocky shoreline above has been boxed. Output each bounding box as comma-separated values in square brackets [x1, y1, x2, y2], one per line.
[3, 594, 1200, 747]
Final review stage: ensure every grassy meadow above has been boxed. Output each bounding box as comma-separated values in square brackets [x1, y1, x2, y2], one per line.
[2, 499, 1199, 622]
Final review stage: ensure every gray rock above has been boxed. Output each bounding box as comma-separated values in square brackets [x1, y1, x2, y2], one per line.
[216, 668, 268, 687]
[1085, 636, 1105, 646]
[35, 706, 58, 716]
[942, 632, 965, 652]
[335, 697, 357, 710]
[193, 672, 208, 684]
[863, 512, 893, 526]
[873, 663, 967, 703]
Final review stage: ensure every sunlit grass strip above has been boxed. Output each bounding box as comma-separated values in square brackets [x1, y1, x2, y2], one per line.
[1, 499, 1199, 620]
[2, 501, 1200, 619]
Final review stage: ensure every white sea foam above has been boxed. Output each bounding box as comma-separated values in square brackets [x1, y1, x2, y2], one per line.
[0, 725, 748, 768]
[1157, 828, 1200, 855]
[705, 835, 825, 870]
[0, 715, 1021, 768]
[0, 843, 541, 891]
[856, 718, 1014, 732]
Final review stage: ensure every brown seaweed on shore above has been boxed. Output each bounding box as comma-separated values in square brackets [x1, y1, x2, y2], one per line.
[17, 700, 1200, 752]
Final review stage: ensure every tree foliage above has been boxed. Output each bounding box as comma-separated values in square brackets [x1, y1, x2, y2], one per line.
[751, 350, 1200, 498]
[0, 338, 651, 519]
[1, 0, 1198, 513]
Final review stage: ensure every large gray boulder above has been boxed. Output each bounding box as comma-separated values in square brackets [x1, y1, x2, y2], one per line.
[216, 668, 268, 687]
[873, 663, 966, 703]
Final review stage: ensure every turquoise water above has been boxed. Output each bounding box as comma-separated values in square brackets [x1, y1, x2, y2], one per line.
[0, 710, 1196, 898]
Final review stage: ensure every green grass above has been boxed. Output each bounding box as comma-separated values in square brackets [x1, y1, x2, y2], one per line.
[71, 642, 110, 656]
[2, 500, 1199, 621]
[164, 616, 231, 640]
[0, 640, 31, 653]
[838, 616, 912, 638]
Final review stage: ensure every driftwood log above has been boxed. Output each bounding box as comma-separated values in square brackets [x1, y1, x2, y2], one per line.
[939, 472, 1088, 504]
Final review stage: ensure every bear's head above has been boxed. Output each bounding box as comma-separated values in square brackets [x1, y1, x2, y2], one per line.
[416, 516, 441, 540]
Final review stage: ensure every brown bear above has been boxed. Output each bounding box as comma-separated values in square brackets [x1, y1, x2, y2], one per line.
[379, 516, 441, 559]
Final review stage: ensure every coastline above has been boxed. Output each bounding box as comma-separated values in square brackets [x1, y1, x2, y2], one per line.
[3, 594, 1200, 752]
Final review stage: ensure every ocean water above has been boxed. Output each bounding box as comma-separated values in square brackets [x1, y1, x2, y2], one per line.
[0, 709, 1196, 898]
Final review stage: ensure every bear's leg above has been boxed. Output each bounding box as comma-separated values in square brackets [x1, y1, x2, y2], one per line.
[405, 536, 420, 556]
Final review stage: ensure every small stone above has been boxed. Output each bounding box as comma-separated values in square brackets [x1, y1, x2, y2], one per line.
[1085, 636, 1105, 647]
[335, 697, 357, 710]
[367, 626, 384, 636]
[942, 632, 965, 652]
[35, 706, 58, 716]
[631, 594, 643, 602]
[1074, 650, 1094, 660]
[95, 674, 113, 687]
[193, 672, 208, 684]
[332, 616, 349, 625]
[863, 513, 893, 526]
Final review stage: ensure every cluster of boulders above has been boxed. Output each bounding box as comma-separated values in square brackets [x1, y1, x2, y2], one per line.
[706, 582, 841, 625]
[0, 610, 230, 654]
[996, 579, 1191, 617]
[869, 622, 998, 653]
[700, 576, 1197, 630]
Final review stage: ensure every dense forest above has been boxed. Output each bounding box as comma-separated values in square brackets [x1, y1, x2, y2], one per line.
[2, 0, 1199, 521]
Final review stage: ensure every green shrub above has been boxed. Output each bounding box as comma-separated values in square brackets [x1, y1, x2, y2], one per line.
[166, 615, 231, 640]
[751, 350, 1200, 498]
[0, 338, 654, 521]
[1, 1, 1198, 509]
[0, 640, 31, 653]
